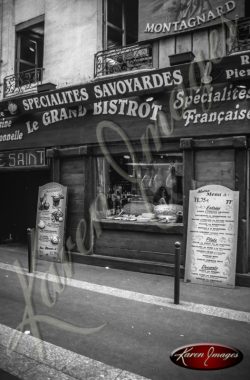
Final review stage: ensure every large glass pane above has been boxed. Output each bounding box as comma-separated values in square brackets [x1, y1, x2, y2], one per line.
[108, 0, 122, 28]
[97, 153, 183, 224]
[107, 26, 123, 48]
[16, 22, 44, 74]
[125, 0, 138, 44]
[20, 35, 37, 65]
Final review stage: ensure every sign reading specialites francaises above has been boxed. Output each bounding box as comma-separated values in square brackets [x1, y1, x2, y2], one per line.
[185, 185, 239, 288]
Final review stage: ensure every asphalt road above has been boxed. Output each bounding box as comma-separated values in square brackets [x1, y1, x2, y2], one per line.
[0, 265, 250, 380]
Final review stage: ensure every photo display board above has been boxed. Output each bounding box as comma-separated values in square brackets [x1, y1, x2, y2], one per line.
[36, 182, 67, 262]
[185, 185, 239, 288]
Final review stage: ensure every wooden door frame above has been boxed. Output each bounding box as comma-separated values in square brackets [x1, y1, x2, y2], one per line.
[181, 136, 249, 274]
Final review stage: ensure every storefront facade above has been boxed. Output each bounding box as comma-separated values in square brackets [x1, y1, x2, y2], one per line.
[0, 50, 249, 286]
[0, 0, 250, 285]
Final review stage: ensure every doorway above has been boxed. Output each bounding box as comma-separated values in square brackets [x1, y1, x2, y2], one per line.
[0, 170, 50, 243]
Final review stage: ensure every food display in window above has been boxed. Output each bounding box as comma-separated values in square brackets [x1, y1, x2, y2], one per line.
[154, 204, 183, 223]
[152, 167, 164, 193]
[97, 154, 183, 224]
[123, 201, 154, 216]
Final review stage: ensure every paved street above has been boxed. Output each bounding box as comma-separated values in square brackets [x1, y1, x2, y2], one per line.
[0, 245, 250, 379]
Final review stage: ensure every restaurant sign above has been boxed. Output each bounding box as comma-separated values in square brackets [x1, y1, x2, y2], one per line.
[0, 52, 250, 118]
[0, 148, 47, 169]
[1, 54, 250, 149]
[185, 185, 239, 288]
[0, 83, 250, 150]
[139, 0, 243, 40]
[171, 84, 250, 129]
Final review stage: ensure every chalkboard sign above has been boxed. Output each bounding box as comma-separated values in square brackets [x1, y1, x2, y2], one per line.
[36, 182, 67, 262]
[185, 185, 239, 288]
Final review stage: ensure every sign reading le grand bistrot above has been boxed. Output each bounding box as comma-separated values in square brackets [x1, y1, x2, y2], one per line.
[185, 185, 239, 288]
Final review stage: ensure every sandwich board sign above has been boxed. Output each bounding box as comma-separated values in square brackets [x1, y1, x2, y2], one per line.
[185, 185, 239, 288]
[35, 182, 67, 262]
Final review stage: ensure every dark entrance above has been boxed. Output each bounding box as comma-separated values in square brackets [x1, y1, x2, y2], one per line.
[0, 170, 50, 243]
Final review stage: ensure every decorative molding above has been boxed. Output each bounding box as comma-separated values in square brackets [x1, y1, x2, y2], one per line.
[47, 146, 88, 158]
[180, 138, 193, 150]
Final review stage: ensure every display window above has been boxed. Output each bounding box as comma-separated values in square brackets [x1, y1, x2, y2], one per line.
[95, 153, 183, 224]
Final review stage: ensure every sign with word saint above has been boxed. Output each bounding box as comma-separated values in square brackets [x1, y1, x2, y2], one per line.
[36, 183, 67, 262]
[185, 185, 239, 288]
[0, 148, 47, 169]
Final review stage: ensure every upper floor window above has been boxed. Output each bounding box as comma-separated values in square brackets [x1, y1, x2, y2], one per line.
[16, 17, 44, 80]
[104, 0, 138, 49]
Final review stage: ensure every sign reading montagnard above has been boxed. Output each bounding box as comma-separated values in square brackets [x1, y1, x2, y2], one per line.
[185, 185, 239, 288]
[139, 0, 243, 39]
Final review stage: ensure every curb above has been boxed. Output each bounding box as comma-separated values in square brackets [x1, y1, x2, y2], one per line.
[0, 323, 149, 380]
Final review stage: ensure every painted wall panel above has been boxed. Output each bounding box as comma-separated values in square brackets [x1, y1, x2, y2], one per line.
[43, 0, 99, 87]
[14, 0, 45, 25]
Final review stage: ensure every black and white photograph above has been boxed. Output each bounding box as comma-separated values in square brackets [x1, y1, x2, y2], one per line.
[0, 0, 250, 379]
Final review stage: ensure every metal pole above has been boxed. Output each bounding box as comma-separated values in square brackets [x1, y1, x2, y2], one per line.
[27, 228, 33, 273]
[174, 241, 181, 305]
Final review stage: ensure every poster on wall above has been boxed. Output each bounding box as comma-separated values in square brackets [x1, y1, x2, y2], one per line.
[35, 182, 67, 262]
[185, 184, 239, 288]
[139, 0, 244, 40]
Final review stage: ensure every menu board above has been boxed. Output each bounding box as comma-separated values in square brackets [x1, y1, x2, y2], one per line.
[36, 182, 67, 262]
[185, 185, 239, 288]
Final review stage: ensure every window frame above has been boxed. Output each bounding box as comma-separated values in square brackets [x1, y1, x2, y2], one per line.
[103, 0, 138, 50]
[95, 151, 184, 224]
[15, 15, 45, 77]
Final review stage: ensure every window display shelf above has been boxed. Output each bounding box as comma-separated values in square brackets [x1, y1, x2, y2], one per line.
[95, 219, 183, 235]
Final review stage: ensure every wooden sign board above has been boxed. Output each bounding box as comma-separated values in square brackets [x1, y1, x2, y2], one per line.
[185, 185, 239, 288]
[36, 182, 67, 262]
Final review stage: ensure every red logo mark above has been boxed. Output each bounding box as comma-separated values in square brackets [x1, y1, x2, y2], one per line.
[170, 343, 243, 370]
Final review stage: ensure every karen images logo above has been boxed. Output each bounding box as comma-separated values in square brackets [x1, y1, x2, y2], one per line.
[170, 343, 243, 370]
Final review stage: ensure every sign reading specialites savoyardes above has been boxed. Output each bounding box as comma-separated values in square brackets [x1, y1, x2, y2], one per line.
[0, 52, 250, 117]
[185, 185, 239, 288]
[1, 54, 250, 150]
[36, 183, 67, 263]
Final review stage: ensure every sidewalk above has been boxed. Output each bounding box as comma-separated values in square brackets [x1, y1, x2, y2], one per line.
[0, 243, 250, 380]
[1, 243, 250, 314]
